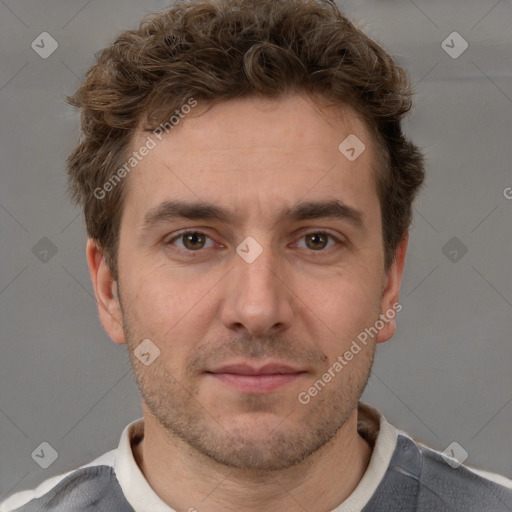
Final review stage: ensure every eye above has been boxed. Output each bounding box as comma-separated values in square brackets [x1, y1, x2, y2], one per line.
[164, 230, 342, 256]
[166, 231, 216, 252]
[294, 232, 341, 251]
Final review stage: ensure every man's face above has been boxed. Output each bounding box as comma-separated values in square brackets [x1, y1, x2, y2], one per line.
[101, 93, 403, 471]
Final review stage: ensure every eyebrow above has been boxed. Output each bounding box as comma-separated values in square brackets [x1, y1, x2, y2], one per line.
[142, 199, 365, 231]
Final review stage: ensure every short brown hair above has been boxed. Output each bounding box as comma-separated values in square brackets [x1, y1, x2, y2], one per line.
[66, 0, 425, 279]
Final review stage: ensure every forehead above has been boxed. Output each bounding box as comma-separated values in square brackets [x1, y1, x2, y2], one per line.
[122, 93, 380, 230]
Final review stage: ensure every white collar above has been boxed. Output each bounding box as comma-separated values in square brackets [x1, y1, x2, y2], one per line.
[114, 402, 399, 512]
[114, 416, 175, 511]
[331, 402, 398, 511]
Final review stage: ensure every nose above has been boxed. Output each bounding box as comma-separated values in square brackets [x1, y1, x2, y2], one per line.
[220, 240, 294, 337]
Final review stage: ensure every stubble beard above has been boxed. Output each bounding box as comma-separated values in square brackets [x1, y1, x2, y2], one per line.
[120, 298, 375, 472]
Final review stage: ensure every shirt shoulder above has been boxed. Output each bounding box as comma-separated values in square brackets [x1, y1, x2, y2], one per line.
[0, 450, 134, 512]
[417, 438, 512, 509]
[363, 431, 512, 512]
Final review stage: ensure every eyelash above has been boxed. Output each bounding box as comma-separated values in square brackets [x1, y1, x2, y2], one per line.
[165, 230, 343, 257]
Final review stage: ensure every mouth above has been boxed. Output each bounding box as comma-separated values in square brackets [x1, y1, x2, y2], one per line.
[205, 362, 307, 393]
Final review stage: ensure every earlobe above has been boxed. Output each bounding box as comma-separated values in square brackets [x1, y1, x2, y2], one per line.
[375, 233, 408, 344]
[86, 239, 126, 345]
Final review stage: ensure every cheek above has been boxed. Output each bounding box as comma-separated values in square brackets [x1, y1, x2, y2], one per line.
[300, 267, 382, 349]
[314, 288, 378, 333]
[120, 266, 175, 341]
[124, 265, 216, 345]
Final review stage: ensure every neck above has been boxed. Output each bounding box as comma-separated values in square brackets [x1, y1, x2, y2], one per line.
[133, 406, 373, 512]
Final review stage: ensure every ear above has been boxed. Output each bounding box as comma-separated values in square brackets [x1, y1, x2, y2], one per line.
[375, 233, 408, 344]
[86, 239, 126, 345]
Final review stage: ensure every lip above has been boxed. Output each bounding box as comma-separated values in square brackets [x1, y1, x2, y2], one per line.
[210, 363, 303, 375]
[206, 362, 306, 393]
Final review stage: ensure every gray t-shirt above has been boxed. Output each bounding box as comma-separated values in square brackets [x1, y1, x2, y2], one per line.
[2, 403, 511, 512]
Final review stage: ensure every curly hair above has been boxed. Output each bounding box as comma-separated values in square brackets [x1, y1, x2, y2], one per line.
[66, 0, 425, 279]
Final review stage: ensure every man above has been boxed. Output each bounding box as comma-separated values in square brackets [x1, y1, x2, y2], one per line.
[2, 0, 511, 510]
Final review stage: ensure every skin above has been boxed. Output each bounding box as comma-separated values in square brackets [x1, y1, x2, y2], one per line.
[87, 92, 408, 512]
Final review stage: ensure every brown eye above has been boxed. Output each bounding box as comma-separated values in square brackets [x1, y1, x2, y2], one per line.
[180, 232, 207, 250]
[167, 231, 215, 253]
[305, 233, 329, 250]
[294, 231, 341, 253]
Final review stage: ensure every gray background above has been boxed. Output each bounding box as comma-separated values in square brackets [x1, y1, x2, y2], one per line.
[1, 0, 511, 499]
